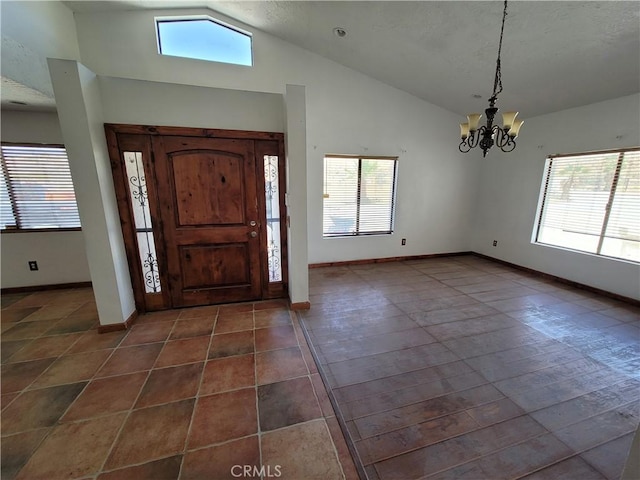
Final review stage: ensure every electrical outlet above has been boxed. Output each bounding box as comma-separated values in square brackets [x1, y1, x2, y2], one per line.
[28, 261, 39, 271]
[401, 238, 406, 246]
[492, 240, 498, 247]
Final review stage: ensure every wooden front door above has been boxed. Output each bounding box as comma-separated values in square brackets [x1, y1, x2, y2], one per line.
[106, 124, 287, 312]
[152, 136, 262, 307]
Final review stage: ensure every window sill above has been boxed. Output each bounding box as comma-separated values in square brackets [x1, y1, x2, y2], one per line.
[1, 228, 82, 234]
[532, 241, 639, 266]
[323, 233, 394, 239]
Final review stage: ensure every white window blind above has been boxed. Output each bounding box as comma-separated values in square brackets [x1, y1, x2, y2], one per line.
[323, 156, 398, 237]
[1, 144, 81, 230]
[535, 148, 639, 263]
[0, 166, 17, 229]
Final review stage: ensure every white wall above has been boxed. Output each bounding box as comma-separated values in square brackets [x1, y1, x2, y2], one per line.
[1, 232, 90, 289]
[99, 77, 284, 132]
[74, 8, 479, 269]
[0, 110, 91, 288]
[1, 1, 79, 60]
[1, 0, 79, 96]
[472, 94, 640, 300]
[0, 2, 89, 290]
[5, 5, 635, 304]
[305, 79, 478, 263]
[285, 84, 309, 304]
[97, 77, 314, 303]
[49, 60, 135, 326]
[1, 111, 63, 143]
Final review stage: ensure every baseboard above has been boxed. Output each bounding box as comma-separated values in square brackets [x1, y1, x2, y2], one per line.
[309, 251, 638, 307]
[97, 310, 138, 333]
[290, 301, 311, 310]
[309, 251, 473, 269]
[472, 252, 640, 307]
[1, 281, 92, 295]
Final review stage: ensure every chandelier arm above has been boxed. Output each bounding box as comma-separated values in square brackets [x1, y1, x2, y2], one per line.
[459, 140, 472, 153]
[492, 126, 513, 149]
[459, 131, 480, 152]
[469, 129, 483, 148]
[499, 139, 517, 153]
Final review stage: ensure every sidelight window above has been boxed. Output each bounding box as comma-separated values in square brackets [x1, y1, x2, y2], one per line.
[264, 155, 282, 282]
[123, 152, 162, 293]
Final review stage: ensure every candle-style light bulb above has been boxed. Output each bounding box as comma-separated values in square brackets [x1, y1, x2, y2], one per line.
[509, 119, 524, 137]
[467, 113, 482, 132]
[502, 111, 518, 130]
[460, 123, 470, 139]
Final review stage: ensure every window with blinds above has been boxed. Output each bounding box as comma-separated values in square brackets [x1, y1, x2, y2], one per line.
[534, 148, 639, 263]
[1, 144, 81, 230]
[323, 155, 398, 237]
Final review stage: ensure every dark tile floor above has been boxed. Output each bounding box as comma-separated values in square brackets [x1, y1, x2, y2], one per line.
[1, 290, 358, 480]
[300, 254, 640, 480]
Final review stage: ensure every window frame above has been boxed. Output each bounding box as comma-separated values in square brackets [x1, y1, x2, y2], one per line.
[0, 142, 82, 234]
[155, 15, 253, 67]
[322, 154, 399, 238]
[532, 146, 639, 264]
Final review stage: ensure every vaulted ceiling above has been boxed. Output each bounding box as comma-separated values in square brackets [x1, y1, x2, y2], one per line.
[3, 1, 640, 118]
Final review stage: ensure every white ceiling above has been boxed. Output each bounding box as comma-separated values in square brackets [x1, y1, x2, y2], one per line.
[0, 77, 57, 112]
[206, 1, 640, 117]
[8, 1, 640, 118]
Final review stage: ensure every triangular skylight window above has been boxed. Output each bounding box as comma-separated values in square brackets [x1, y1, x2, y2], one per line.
[156, 17, 252, 66]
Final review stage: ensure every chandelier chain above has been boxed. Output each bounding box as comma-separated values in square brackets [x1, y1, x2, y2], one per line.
[459, 0, 522, 157]
[492, 0, 508, 100]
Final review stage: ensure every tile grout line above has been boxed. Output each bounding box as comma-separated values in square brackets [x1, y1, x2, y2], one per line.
[328, 360, 484, 404]
[2, 306, 101, 394]
[290, 308, 348, 478]
[1, 345, 126, 438]
[94, 313, 181, 476]
[252, 306, 266, 480]
[3, 296, 141, 478]
[9, 331, 119, 439]
[340, 374, 494, 422]
[178, 307, 220, 479]
[296, 311, 346, 480]
[306, 259, 638, 479]
[3, 269, 637, 479]
[296, 310, 370, 480]
[414, 430, 574, 480]
[351, 393, 503, 443]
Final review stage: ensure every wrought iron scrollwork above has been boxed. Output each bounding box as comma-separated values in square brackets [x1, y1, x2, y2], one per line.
[142, 250, 160, 292]
[265, 162, 278, 199]
[264, 156, 282, 283]
[128, 175, 148, 207]
[267, 238, 281, 283]
[125, 152, 162, 294]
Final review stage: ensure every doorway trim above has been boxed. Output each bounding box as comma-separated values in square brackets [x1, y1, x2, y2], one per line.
[105, 123, 288, 312]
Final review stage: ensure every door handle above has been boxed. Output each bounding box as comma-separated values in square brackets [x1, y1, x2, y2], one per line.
[249, 221, 257, 227]
[250, 231, 258, 238]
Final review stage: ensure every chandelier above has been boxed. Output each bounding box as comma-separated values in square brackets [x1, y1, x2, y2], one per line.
[459, 0, 523, 157]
